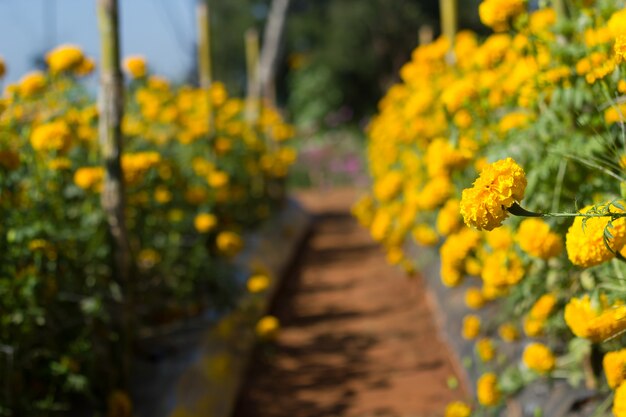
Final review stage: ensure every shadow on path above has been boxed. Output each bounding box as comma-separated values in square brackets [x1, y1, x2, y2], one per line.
[233, 189, 464, 417]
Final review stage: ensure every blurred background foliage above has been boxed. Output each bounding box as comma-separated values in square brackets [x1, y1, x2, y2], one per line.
[206, 0, 484, 127]
[198, 0, 485, 188]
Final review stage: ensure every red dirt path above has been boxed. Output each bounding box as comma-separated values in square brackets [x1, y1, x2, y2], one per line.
[233, 188, 465, 417]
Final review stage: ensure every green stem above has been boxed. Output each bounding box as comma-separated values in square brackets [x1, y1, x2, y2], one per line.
[509, 202, 626, 219]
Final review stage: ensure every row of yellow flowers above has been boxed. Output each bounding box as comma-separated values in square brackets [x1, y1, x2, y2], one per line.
[0, 45, 294, 415]
[355, 0, 626, 415]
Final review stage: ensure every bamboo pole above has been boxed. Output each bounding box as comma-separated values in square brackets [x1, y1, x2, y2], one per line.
[245, 28, 260, 123]
[259, 0, 290, 105]
[96, 0, 132, 387]
[439, 0, 457, 49]
[553, 0, 566, 21]
[196, 0, 214, 134]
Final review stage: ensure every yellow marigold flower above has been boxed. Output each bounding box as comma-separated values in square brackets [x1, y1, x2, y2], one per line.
[386, 246, 404, 265]
[75, 57, 96, 76]
[31, 120, 72, 152]
[498, 323, 520, 342]
[19, 71, 46, 97]
[194, 213, 217, 233]
[425, 138, 472, 177]
[564, 295, 626, 342]
[137, 249, 161, 269]
[460, 158, 527, 231]
[616, 36, 626, 63]
[122, 152, 161, 184]
[565, 204, 626, 268]
[603, 349, 626, 389]
[153, 186, 172, 204]
[476, 338, 496, 362]
[479, 0, 526, 32]
[210, 82, 228, 106]
[412, 224, 439, 246]
[45, 44, 84, 73]
[255, 315, 280, 340]
[619, 80, 626, 94]
[247, 274, 270, 294]
[516, 218, 563, 259]
[523, 342, 555, 374]
[523, 316, 544, 337]
[529, 8, 556, 34]
[48, 157, 71, 171]
[481, 250, 524, 290]
[499, 112, 530, 134]
[208, 171, 229, 188]
[440, 228, 482, 287]
[465, 257, 482, 276]
[462, 315, 481, 340]
[605, 103, 626, 124]
[485, 226, 514, 250]
[74, 167, 105, 191]
[609, 9, 626, 38]
[370, 210, 391, 242]
[416, 175, 453, 210]
[437, 199, 462, 236]
[374, 171, 403, 202]
[216, 231, 243, 257]
[123, 55, 147, 79]
[445, 401, 471, 417]
[529, 293, 557, 320]
[107, 389, 132, 417]
[614, 382, 626, 417]
[465, 287, 485, 309]
[477, 372, 501, 406]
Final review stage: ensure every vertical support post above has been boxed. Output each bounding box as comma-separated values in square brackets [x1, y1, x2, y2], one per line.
[96, 0, 132, 387]
[197, 0, 214, 134]
[553, 0, 566, 21]
[259, 0, 290, 106]
[439, 0, 457, 48]
[245, 28, 260, 123]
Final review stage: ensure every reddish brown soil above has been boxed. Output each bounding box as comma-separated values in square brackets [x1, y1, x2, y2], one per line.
[233, 188, 465, 417]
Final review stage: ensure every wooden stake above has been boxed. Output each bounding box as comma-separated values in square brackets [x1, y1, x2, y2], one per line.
[196, 0, 214, 134]
[245, 28, 260, 123]
[439, 0, 457, 49]
[259, 0, 290, 105]
[96, 0, 132, 387]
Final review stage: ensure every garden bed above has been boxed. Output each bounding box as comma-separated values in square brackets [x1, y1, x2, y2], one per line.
[413, 246, 605, 417]
[131, 198, 311, 417]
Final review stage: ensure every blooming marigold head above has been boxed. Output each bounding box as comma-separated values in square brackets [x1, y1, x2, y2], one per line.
[523, 342, 555, 374]
[516, 218, 563, 259]
[19, 71, 46, 97]
[460, 157, 527, 231]
[462, 314, 481, 340]
[255, 315, 280, 340]
[123, 55, 147, 79]
[498, 323, 520, 342]
[603, 349, 626, 389]
[476, 337, 496, 362]
[444, 401, 472, 417]
[478, 0, 526, 32]
[565, 203, 626, 268]
[615, 381, 626, 417]
[46, 44, 85, 74]
[216, 231, 243, 258]
[477, 372, 501, 406]
[194, 213, 217, 233]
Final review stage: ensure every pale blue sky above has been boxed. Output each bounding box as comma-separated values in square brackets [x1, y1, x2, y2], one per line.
[0, 0, 198, 83]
